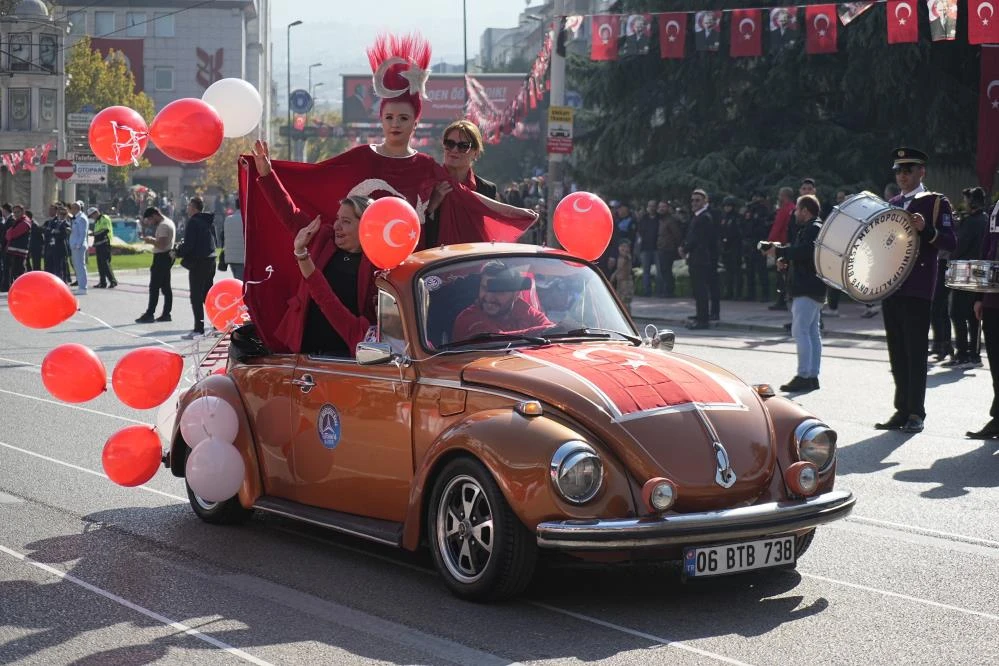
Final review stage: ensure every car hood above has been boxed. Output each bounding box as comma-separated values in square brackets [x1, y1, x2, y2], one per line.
[460, 344, 775, 511]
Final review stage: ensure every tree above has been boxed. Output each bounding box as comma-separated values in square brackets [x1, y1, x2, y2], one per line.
[65, 36, 156, 191]
[569, 0, 979, 204]
[202, 137, 255, 197]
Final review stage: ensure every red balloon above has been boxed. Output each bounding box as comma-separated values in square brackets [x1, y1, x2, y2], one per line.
[102, 425, 162, 487]
[8, 271, 77, 329]
[359, 197, 420, 269]
[41, 344, 107, 403]
[112, 347, 185, 410]
[553, 192, 614, 261]
[204, 278, 247, 331]
[88, 106, 149, 167]
[149, 98, 224, 163]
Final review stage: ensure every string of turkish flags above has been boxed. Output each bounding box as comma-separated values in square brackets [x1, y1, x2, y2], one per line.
[583, 0, 999, 61]
[0, 142, 54, 175]
[465, 28, 553, 145]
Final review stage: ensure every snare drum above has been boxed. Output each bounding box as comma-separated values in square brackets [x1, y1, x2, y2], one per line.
[813, 192, 918, 304]
[945, 259, 999, 292]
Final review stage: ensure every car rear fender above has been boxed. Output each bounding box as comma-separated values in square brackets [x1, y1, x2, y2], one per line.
[168, 374, 263, 509]
[402, 408, 637, 551]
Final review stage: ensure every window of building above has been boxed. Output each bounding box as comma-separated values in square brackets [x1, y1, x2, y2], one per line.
[39, 34, 58, 73]
[125, 12, 146, 37]
[153, 13, 175, 37]
[39, 89, 57, 131]
[68, 10, 86, 35]
[9, 33, 31, 72]
[95, 11, 115, 36]
[154, 67, 174, 91]
[8, 88, 31, 131]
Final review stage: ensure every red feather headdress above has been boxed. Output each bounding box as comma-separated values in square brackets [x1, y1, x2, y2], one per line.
[366, 33, 432, 118]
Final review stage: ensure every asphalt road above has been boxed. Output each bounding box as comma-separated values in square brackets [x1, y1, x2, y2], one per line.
[1, 270, 997, 665]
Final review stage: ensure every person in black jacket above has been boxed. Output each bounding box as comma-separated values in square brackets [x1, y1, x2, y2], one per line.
[27, 209, 45, 272]
[175, 196, 217, 338]
[763, 194, 826, 393]
[682, 189, 718, 329]
[945, 187, 989, 368]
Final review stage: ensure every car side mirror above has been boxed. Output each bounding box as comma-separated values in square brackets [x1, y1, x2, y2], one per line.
[645, 328, 675, 352]
[356, 342, 394, 365]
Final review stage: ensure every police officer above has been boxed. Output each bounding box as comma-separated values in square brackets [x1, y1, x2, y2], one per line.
[874, 148, 957, 433]
[719, 196, 743, 300]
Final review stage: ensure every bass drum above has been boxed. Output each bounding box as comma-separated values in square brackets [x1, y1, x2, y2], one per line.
[813, 191, 918, 304]
[945, 259, 999, 293]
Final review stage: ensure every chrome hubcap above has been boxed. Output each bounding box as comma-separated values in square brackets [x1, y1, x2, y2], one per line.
[436, 475, 494, 584]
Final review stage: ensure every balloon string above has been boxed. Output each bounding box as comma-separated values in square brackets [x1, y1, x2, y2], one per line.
[110, 121, 148, 167]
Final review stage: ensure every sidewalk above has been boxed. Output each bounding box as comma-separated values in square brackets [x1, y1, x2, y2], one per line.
[629, 295, 887, 342]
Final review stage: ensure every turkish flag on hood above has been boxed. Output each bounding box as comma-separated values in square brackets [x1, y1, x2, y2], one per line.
[806, 5, 838, 54]
[730, 10, 763, 57]
[591, 15, 620, 61]
[977, 46, 999, 189]
[886, 1, 919, 43]
[969, 0, 999, 44]
[657, 13, 687, 59]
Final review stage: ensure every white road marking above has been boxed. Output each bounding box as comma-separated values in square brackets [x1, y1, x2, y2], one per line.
[0, 543, 273, 665]
[0, 388, 147, 424]
[848, 515, 999, 549]
[0, 441, 186, 502]
[0, 356, 40, 368]
[530, 602, 753, 665]
[801, 573, 999, 622]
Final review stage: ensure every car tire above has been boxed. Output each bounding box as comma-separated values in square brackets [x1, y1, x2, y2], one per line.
[427, 457, 537, 601]
[186, 481, 252, 525]
[793, 528, 815, 560]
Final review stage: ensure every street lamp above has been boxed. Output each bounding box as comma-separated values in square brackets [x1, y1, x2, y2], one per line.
[286, 19, 303, 161]
[311, 81, 325, 98]
[308, 62, 322, 95]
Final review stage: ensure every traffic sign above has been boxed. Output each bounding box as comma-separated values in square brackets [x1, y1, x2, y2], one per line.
[289, 89, 313, 114]
[71, 162, 108, 184]
[53, 159, 75, 180]
[67, 112, 96, 130]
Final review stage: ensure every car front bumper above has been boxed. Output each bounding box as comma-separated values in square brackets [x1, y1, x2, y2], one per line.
[536, 489, 855, 550]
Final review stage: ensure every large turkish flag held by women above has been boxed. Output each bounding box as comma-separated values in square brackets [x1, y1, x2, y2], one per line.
[977, 46, 999, 189]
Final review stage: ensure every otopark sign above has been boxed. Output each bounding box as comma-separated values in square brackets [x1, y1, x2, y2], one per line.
[546, 106, 574, 155]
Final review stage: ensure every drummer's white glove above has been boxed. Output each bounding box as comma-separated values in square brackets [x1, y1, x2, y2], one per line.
[911, 213, 926, 232]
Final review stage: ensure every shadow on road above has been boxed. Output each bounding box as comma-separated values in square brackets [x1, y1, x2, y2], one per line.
[836, 431, 916, 475]
[893, 439, 999, 498]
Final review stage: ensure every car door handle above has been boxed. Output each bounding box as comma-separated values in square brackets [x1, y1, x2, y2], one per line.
[291, 373, 315, 393]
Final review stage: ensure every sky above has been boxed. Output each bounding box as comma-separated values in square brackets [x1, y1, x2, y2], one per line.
[270, 0, 529, 106]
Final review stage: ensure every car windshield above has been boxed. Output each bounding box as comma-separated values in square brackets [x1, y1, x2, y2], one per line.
[418, 255, 635, 351]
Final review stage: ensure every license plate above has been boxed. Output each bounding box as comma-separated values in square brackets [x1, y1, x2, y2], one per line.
[683, 536, 795, 577]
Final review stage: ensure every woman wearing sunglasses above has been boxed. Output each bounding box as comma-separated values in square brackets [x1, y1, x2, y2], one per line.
[242, 33, 539, 354]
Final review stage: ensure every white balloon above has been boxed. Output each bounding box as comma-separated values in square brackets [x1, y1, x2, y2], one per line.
[155, 392, 180, 442]
[185, 437, 245, 502]
[202, 78, 263, 138]
[179, 396, 239, 446]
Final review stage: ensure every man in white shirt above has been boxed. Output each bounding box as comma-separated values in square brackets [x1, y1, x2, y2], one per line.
[68, 200, 90, 294]
[136, 206, 177, 323]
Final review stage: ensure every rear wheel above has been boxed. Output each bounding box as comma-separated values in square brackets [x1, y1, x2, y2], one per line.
[427, 457, 537, 601]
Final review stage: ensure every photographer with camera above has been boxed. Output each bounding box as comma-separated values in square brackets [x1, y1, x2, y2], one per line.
[761, 194, 826, 393]
[135, 207, 176, 324]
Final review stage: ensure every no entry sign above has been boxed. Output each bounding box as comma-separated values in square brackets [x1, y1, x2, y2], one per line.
[54, 159, 75, 180]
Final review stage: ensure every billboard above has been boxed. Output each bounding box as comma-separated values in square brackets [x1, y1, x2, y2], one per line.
[342, 73, 526, 125]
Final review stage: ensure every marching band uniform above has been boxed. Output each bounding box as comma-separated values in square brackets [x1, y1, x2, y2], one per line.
[875, 148, 956, 433]
[968, 203, 999, 438]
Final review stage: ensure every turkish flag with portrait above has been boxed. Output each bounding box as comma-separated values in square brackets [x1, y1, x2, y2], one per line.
[977, 46, 999, 189]
[730, 10, 763, 57]
[657, 13, 687, 59]
[591, 15, 620, 61]
[886, 0, 919, 42]
[805, 5, 838, 54]
[968, 0, 999, 44]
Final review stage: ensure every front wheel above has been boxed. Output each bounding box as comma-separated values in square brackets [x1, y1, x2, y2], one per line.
[185, 481, 252, 524]
[427, 457, 537, 601]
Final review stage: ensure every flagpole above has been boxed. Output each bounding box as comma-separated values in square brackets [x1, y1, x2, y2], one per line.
[546, 0, 566, 248]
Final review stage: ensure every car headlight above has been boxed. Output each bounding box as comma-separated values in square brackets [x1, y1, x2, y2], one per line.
[794, 419, 837, 472]
[550, 441, 603, 504]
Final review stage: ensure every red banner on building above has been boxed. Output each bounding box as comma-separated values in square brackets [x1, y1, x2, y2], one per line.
[977, 46, 999, 189]
[968, 0, 999, 44]
[730, 10, 763, 57]
[806, 5, 838, 54]
[341, 74, 527, 125]
[886, 1, 919, 43]
[90, 38, 144, 91]
[591, 15, 621, 61]
[657, 13, 687, 59]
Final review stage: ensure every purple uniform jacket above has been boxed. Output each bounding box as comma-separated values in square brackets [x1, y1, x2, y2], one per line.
[889, 191, 956, 299]
[980, 203, 999, 309]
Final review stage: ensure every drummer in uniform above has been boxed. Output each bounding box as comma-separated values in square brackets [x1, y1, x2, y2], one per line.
[874, 148, 957, 433]
[969, 200, 999, 438]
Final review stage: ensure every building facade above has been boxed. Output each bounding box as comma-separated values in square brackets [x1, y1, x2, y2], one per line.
[0, 0, 69, 214]
[58, 0, 270, 198]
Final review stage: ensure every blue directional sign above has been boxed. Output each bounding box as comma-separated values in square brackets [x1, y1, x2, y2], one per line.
[565, 91, 583, 110]
[289, 89, 314, 114]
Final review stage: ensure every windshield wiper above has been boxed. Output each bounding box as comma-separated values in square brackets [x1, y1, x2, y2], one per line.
[549, 327, 642, 346]
[439, 332, 550, 350]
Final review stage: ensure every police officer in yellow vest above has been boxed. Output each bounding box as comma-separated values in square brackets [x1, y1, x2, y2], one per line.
[88, 206, 118, 288]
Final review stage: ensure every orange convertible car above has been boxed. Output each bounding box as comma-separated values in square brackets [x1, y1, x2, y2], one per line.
[166, 243, 855, 600]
